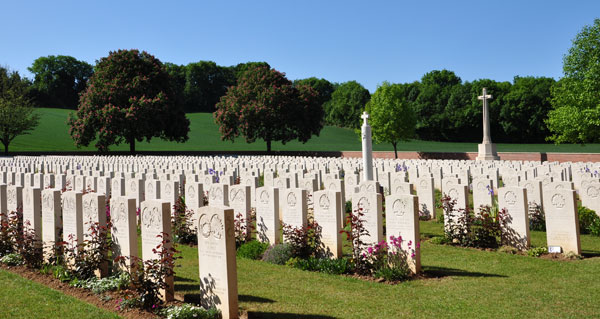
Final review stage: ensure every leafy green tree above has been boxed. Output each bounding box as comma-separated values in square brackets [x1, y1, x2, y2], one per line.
[0, 67, 39, 154]
[365, 82, 416, 158]
[444, 81, 478, 142]
[230, 62, 270, 80]
[183, 61, 233, 113]
[214, 66, 323, 152]
[164, 62, 187, 112]
[547, 18, 600, 144]
[324, 80, 370, 129]
[68, 49, 189, 153]
[28, 55, 93, 109]
[413, 70, 462, 141]
[501, 76, 555, 143]
[294, 77, 336, 107]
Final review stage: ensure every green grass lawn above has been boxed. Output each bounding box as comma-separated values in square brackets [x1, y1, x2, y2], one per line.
[9, 108, 600, 153]
[0, 269, 119, 319]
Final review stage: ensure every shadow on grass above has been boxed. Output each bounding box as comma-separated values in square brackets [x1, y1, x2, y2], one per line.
[247, 312, 336, 319]
[181, 294, 277, 306]
[175, 283, 199, 291]
[174, 275, 195, 282]
[181, 293, 202, 304]
[581, 250, 600, 258]
[239, 294, 275, 303]
[423, 266, 507, 278]
[420, 232, 440, 239]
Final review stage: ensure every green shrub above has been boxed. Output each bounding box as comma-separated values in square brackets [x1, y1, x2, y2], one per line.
[563, 251, 582, 260]
[262, 243, 293, 265]
[317, 258, 352, 275]
[528, 246, 548, 257]
[237, 241, 268, 260]
[281, 219, 323, 259]
[0, 253, 23, 266]
[72, 272, 131, 294]
[345, 201, 352, 214]
[578, 205, 600, 236]
[498, 245, 519, 254]
[429, 236, 449, 245]
[159, 304, 220, 319]
[529, 203, 546, 231]
[375, 265, 410, 282]
[442, 197, 501, 249]
[289, 257, 352, 275]
[52, 265, 74, 282]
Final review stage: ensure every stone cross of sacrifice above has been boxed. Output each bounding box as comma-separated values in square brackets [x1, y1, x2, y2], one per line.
[478, 88, 493, 144]
[361, 111, 369, 125]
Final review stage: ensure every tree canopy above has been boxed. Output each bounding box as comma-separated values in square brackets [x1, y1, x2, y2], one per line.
[214, 66, 323, 152]
[547, 18, 600, 144]
[68, 49, 189, 153]
[28, 55, 93, 109]
[294, 77, 336, 108]
[500, 76, 555, 143]
[365, 82, 416, 158]
[324, 80, 370, 129]
[0, 67, 39, 154]
[413, 70, 462, 141]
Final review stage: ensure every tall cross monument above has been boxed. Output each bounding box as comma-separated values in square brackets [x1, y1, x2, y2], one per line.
[476, 87, 500, 161]
[361, 112, 374, 181]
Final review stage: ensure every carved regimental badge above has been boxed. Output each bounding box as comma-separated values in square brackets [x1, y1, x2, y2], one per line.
[318, 194, 330, 210]
[198, 213, 224, 239]
[287, 192, 297, 208]
[551, 193, 566, 209]
[504, 191, 517, 206]
[392, 199, 406, 218]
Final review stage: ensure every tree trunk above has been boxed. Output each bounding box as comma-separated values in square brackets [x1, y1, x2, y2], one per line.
[3, 143, 7, 156]
[392, 142, 398, 159]
[129, 138, 136, 154]
[266, 140, 272, 153]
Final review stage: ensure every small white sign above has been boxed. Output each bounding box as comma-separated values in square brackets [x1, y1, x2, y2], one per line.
[548, 246, 562, 254]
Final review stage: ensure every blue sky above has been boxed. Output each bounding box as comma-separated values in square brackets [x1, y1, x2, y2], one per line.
[1, 0, 598, 92]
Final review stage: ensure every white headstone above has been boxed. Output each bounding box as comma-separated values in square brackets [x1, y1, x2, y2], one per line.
[197, 206, 238, 319]
[280, 188, 307, 229]
[255, 187, 280, 244]
[62, 191, 83, 245]
[351, 191, 383, 246]
[543, 189, 581, 255]
[22, 187, 42, 241]
[415, 177, 435, 220]
[385, 193, 421, 273]
[42, 189, 62, 261]
[111, 196, 139, 269]
[141, 200, 174, 301]
[497, 187, 530, 251]
[313, 190, 342, 258]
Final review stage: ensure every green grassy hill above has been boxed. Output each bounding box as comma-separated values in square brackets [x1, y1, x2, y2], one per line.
[9, 108, 600, 153]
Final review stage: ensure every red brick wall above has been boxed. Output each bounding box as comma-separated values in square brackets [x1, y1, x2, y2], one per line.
[340, 151, 600, 163]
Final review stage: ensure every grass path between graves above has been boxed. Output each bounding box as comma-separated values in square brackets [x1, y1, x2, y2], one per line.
[171, 221, 600, 319]
[0, 268, 119, 319]
[11, 108, 600, 153]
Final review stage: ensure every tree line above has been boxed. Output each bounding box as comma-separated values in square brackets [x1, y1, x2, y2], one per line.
[20, 54, 556, 144]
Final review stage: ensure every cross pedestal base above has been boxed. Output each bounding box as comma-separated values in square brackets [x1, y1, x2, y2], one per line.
[476, 143, 500, 161]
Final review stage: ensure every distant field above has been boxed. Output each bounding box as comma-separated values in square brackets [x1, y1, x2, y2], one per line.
[9, 108, 600, 153]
